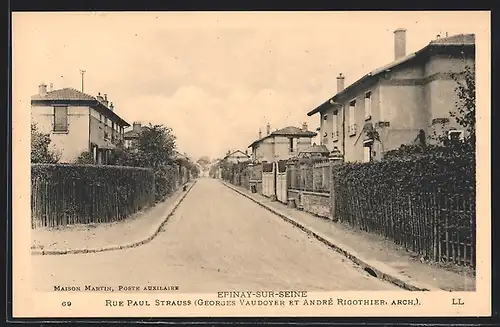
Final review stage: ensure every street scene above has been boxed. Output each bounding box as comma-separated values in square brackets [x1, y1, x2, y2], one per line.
[18, 11, 481, 298]
[32, 178, 399, 292]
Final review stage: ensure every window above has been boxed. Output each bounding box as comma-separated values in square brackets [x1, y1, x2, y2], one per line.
[348, 100, 357, 136]
[448, 130, 464, 141]
[53, 106, 68, 132]
[99, 114, 103, 123]
[289, 138, 294, 153]
[332, 112, 338, 141]
[365, 92, 372, 120]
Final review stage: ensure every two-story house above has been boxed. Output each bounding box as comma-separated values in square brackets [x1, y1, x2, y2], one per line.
[223, 150, 251, 163]
[31, 84, 130, 164]
[123, 122, 146, 150]
[248, 123, 317, 162]
[307, 29, 475, 163]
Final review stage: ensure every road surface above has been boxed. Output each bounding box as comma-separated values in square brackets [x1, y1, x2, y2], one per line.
[31, 178, 400, 292]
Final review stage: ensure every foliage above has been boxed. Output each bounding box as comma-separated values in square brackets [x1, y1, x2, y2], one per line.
[450, 64, 476, 147]
[332, 153, 476, 266]
[74, 151, 94, 164]
[197, 156, 211, 171]
[31, 163, 155, 227]
[135, 124, 177, 169]
[31, 123, 60, 164]
[153, 164, 179, 202]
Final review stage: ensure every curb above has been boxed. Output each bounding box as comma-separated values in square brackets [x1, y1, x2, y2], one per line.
[221, 181, 443, 292]
[31, 180, 198, 256]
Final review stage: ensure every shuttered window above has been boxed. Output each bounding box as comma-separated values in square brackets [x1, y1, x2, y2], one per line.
[53, 106, 68, 132]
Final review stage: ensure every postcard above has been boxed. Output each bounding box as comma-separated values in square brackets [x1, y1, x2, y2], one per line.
[11, 10, 491, 318]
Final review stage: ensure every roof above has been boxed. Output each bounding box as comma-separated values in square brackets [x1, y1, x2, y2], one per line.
[429, 33, 475, 45]
[123, 130, 140, 139]
[298, 144, 330, 154]
[248, 126, 317, 148]
[31, 87, 130, 127]
[224, 150, 250, 159]
[31, 88, 96, 101]
[307, 33, 475, 116]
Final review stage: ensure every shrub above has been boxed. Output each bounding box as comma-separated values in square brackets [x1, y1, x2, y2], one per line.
[31, 164, 156, 228]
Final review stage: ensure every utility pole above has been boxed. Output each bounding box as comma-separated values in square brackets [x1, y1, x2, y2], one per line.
[79, 70, 86, 92]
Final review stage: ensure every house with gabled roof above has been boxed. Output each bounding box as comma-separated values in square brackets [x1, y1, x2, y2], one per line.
[248, 122, 317, 162]
[307, 29, 475, 163]
[31, 84, 130, 164]
[223, 150, 251, 163]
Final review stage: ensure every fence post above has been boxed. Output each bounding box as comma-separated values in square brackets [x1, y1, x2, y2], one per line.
[329, 148, 344, 221]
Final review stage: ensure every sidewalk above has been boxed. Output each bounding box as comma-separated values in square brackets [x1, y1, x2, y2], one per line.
[31, 181, 196, 255]
[222, 181, 475, 292]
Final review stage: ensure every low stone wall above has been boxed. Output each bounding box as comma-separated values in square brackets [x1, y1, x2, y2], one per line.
[288, 189, 331, 219]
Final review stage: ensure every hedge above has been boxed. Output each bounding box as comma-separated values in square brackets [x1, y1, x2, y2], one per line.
[31, 164, 156, 228]
[332, 152, 476, 267]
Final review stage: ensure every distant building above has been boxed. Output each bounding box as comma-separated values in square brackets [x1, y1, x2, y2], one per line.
[296, 143, 330, 159]
[307, 30, 475, 163]
[31, 85, 130, 164]
[248, 123, 317, 162]
[223, 150, 251, 163]
[123, 122, 146, 150]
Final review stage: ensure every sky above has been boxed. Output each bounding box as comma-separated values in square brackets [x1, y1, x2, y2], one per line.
[13, 11, 489, 160]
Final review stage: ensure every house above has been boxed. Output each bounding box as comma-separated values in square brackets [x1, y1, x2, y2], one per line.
[223, 150, 251, 163]
[31, 84, 130, 164]
[123, 122, 146, 150]
[307, 29, 475, 163]
[248, 123, 317, 162]
[296, 143, 330, 159]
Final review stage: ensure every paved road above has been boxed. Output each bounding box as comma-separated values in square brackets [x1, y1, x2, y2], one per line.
[32, 178, 400, 292]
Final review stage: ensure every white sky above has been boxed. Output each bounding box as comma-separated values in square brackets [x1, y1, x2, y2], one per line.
[13, 11, 489, 160]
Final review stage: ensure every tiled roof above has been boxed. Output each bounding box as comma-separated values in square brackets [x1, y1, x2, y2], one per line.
[272, 126, 317, 137]
[430, 33, 475, 45]
[31, 88, 96, 101]
[123, 130, 140, 139]
[31, 87, 131, 127]
[299, 144, 330, 154]
[307, 33, 475, 116]
[248, 126, 317, 148]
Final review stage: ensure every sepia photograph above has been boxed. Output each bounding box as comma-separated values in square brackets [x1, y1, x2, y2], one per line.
[11, 10, 490, 318]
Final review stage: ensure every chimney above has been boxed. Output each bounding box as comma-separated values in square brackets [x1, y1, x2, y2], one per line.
[49, 83, 53, 92]
[336, 73, 345, 93]
[96, 92, 104, 102]
[302, 122, 308, 132]
[38, 83, 47, 96]
[109, 102, 114, 111]
[266, 123, 271, 135]
[394, 28, 407, 60]
[103, 93, 109, 106]
[258, 128, 262, 139]
[133, 122, 142, 133]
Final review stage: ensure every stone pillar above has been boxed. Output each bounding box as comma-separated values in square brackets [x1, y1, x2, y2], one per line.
[329, 147, 344, 221]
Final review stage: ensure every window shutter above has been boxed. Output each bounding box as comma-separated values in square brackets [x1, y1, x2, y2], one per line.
[54, 106, 68, 132]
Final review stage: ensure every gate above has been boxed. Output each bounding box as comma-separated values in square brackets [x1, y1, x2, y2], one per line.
[262, 162, 275, 197]
[276, 160, 288, 203]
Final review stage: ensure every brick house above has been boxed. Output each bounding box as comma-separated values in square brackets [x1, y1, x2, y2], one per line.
[248, 123, 317, 162]
[307, 29, 475, 163]
[31, 85, 130, 164]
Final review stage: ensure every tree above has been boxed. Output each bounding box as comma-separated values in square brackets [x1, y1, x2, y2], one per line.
[127, 124, 176, 169]
[197, 156, 211, 171]
[450, 64, 475, 149]
[31, 123, 60, 163]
